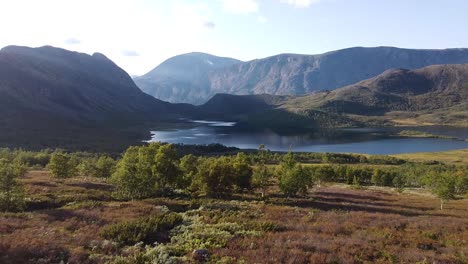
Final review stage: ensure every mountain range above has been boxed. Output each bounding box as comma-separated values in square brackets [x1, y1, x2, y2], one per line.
[196, 64, 468, 128]
[0, 45, 467, 151]
[135, 47, 468, 105]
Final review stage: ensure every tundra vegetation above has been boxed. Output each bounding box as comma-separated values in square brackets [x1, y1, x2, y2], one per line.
[0, 145, 467, 263]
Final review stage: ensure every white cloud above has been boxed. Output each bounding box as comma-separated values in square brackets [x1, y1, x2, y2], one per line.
[64, 38, 81, 45]
[281, 0, 321, 8]
[121, 50, 140, 57]
[219, 0, 258, 14]
[204, 21, 216, 29]
[172, 3, 216, 33]
[257, 16, 267, 24]
[0, 1, 220, 75]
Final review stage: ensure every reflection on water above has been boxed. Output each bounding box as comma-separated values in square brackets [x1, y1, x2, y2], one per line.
[148, 122, 468, 154]
[191, 120, 236, 127]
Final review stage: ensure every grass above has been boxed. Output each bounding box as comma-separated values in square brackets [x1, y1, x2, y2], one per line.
[397, 130, 457, 140]
[0, 168, 467, 263]
[393, 148, 468, 165]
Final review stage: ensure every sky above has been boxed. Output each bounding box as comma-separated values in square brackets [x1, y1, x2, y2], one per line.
[1, 0, 468, 75]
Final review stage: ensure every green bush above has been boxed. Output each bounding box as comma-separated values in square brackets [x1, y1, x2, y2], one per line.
[47, 152, 77, 178]
[111, 143, 181, 200]
[99, 213, 183, 246]
[192, 157, 236, 197]
[0, 159, 27, 212]
[232, 152, 253, 191]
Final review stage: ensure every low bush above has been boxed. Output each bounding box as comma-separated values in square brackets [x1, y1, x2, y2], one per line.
[99, 213, 183, 246]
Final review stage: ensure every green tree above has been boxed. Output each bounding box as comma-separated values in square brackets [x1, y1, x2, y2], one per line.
[233, 152, 253, 191]
[371, 169, 384, 186]
[0, 159, 26, 212]
[47, 152, 77, 179]
[252, 145, 272, 198]
[179, 154, 199, 189]
[352, 175, 361, 189]
[392, 174, 405, 193]
[432, 172, 457, 210]
[111, 145, 159, 200]
[454, 167, 468, 195]
[153, 144, 181, 191]
[252, 165, 271, 198]
[93, 156, 116, 178]
[313, 165, 334, 187]
[77, 158, 95, 177]
[193, 157, 236, 197]
[277, 152, 311, 196]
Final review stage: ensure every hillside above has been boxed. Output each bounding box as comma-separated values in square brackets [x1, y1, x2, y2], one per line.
[134, 52, 241, 104]
[195, 93, 359, 130]
[0, 45, 191, 151]
[137, 47, 468, 104]
[196, 64, 468, 128]
[285, 64, 468, 126]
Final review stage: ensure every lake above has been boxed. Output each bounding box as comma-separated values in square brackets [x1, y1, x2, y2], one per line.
[148, 121, 468, 154]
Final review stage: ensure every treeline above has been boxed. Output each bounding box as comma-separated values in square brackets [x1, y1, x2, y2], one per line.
[1, 144, 467, 212]
[248, 151, 407, 165]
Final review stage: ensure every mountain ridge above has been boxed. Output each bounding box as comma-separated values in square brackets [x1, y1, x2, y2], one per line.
[196, 63, 468, 128]
[0, 45, 191, 151]
[136, 46, 468, 105]
[134, 52, 241, 104]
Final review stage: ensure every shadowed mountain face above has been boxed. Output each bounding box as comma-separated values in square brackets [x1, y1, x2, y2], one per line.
[134, 52, 241, 105]
[0, 45, 183, 123]
[0, 45, 192, 151]
[137, 47, 468, 105]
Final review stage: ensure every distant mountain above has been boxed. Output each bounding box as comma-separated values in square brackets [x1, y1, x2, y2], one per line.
[137, 47, 468, 105]
[288, 64, 468, 113]
[0, 45, 190, 151]
[134, 52, 241, 105]
[196, 64, 468, 128]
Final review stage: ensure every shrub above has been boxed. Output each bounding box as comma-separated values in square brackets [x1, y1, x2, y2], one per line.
[111, 144, 161, 200]
[277, 152, 312, 196]
[252, 164, 272, 198]
[46, 152, 77, 178]
[153, 144, 181, 191]
[0, 159, 26, 212]
[192, 157, 236, 197]
[111, 143, 181, 200]
[431, 172, 457, 210]
[232, 152, 253, 191]
[179, 154, 199, 189]
[99, 213, 183, 246]
[93, 156, 116, 178]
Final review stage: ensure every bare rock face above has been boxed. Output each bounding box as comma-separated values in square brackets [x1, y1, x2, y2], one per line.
[136, 47, 468, 105]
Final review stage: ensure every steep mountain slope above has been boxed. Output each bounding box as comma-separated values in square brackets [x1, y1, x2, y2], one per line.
[134, 52, 241, 104]
[196, 64, 468, 128]
[0, 45, 184, 122]
[138, 47, 468, 104]
[0, 45, 191, 151]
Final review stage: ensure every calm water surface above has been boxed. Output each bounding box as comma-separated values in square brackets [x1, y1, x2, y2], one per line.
[148, 121, 468, 154]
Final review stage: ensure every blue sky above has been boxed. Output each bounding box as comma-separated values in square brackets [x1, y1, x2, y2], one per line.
[1, 0, 467, 75]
